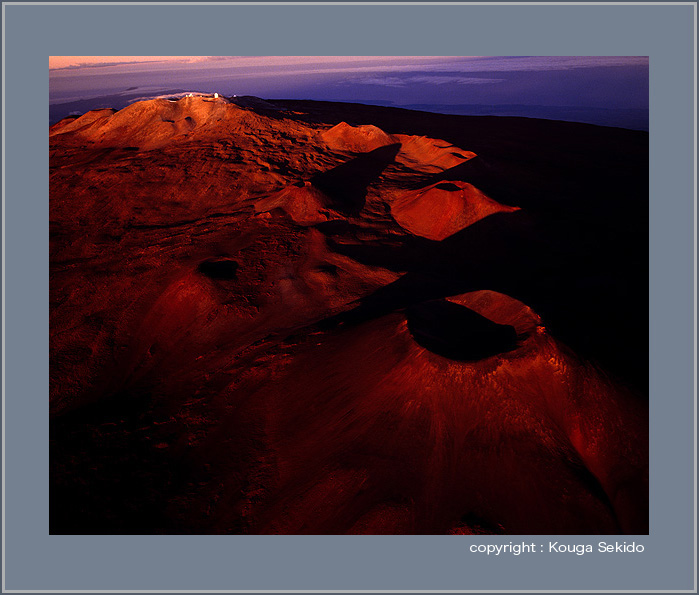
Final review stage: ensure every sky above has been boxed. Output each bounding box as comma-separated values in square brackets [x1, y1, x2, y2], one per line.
[49, 56, 649, 129]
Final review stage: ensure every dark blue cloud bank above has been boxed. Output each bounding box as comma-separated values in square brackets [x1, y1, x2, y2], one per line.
[49, 56, 648, 130]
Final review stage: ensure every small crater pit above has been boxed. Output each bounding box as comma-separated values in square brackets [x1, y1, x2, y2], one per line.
[197, 259, 239, 280]
[435, 182, 461, 191]
[316, 263, 339, 276]
[406, 299, 517, 361]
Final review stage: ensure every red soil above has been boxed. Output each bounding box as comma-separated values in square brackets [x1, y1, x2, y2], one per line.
[50, 96, 648, 535]
[391, 180, 519, 240]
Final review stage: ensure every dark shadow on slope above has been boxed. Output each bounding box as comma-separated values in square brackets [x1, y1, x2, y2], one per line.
[427, 156, 525, 209]
[406, 299, 517, 361]
[50, 389, 175, 534]
[324, 207, 647, 394]
[310, 143, 401, 215]
[559, 448, 623, 534]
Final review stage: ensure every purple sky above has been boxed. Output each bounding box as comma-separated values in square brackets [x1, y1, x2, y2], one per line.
[49, 56, 649, 128]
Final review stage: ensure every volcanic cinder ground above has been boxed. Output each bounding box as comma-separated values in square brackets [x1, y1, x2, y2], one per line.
[50, 94, 648, 535]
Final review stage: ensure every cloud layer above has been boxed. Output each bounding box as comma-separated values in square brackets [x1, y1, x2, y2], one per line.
[50, 55, 648, 75]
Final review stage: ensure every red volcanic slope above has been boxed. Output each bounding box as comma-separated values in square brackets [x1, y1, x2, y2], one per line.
[253, 183, 340, 225]
[50, 95, 648, 535]
[391, 180, 519, 241]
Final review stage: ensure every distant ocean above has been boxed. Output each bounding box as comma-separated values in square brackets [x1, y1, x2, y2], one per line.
[49, 90, 648, 131]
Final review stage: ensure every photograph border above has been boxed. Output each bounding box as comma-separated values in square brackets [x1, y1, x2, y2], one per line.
[3, 1, 697, 592]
